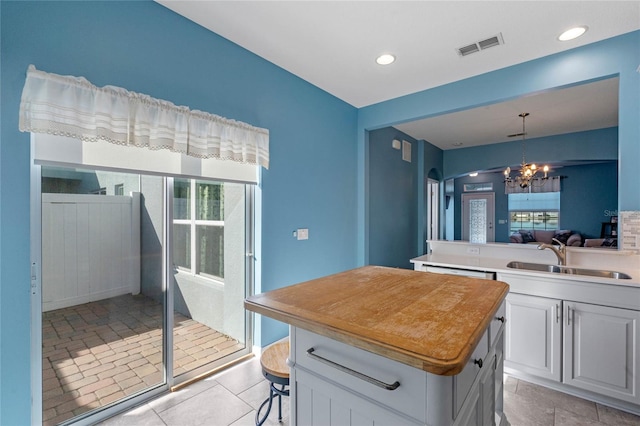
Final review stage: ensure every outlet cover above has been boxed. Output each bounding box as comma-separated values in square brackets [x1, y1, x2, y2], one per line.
[467, 246, 480, 255]
[297, 228, 309, 240]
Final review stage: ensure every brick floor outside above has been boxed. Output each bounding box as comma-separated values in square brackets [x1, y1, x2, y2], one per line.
[42, 294, 245, 425]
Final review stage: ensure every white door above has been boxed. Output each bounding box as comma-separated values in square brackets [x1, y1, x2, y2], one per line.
[563, 302, 640, 404]
[505, 293, 562, 382]
[461, 192, 495, 243]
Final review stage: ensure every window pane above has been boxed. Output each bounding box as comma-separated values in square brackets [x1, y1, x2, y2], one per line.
[196, 182, 223, 221]
[174, 179, 191, 220]
[508, 192, 561, 234]
[174, 224, 191, 269]
[509, 192, 559, 210]
[469, 199, 487, 244]
[197, 225, 224, 278]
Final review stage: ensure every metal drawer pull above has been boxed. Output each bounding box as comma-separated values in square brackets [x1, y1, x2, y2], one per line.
[474, 358, 483, 368]
[495, 316, 505, 323]
[306, 348, 400, 391]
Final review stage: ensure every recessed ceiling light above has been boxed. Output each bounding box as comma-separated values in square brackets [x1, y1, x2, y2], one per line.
[469, 172, 478, 177]
[452, 142, 463, 147]
[558, 26, 588, 41]
[376, 54, 395, 65]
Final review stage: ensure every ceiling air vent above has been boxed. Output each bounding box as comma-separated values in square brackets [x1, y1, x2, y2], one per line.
[458, 43, 480, 56]
[457, 33, 504, 57]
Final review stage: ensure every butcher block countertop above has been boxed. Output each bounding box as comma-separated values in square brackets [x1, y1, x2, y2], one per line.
[245, 265, 509, 376]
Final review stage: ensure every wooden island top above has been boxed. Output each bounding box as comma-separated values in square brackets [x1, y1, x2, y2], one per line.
[245, 265, 509, 376]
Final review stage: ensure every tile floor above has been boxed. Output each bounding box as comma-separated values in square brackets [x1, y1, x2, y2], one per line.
[99, 356, 640, 426]
[42, 294, 244, 425]
[503, 376, 640, 426]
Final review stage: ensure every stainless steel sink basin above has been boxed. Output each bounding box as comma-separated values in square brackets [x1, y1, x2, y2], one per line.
[506, 261, 632, 279]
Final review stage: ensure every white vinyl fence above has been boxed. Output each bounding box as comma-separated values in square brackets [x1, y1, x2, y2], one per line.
[42, 193, 141, 311]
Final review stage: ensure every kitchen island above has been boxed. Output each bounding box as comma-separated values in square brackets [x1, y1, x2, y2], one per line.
[245, 265, 510, 425]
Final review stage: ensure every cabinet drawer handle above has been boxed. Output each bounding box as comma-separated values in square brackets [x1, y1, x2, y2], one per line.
[495, 316, 505, 323]
[306, 348, 400, 391]
[474, 358, 483, 368]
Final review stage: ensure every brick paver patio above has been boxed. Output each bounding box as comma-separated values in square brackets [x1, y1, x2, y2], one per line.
[42, 294, 245, 425]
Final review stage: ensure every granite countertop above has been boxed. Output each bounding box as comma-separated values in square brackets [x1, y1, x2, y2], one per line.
[245, 265, 509, 376]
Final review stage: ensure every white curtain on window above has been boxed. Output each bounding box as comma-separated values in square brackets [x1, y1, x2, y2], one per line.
[19, 65, 269, 169]
[505, 176, 561, 194]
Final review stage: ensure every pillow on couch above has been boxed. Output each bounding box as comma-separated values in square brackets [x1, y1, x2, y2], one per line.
[566, 233, 583, 247]
[509, 233, 524, 244]
[534, 230, 555, 244]
[553, 230, 572, 245]
[519, 230, 536, 243]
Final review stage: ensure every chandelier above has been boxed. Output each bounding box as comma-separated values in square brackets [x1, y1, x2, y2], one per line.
[503, 113, 550, 189]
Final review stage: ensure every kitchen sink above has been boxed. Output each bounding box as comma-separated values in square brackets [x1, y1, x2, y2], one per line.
[506, 261, 632, 279]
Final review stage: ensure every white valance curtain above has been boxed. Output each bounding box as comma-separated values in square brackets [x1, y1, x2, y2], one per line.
[504, 176, 561, 194]
[19, 65, 269, 169]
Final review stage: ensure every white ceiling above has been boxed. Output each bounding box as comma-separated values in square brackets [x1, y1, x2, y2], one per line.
[156, 1, 639, 149]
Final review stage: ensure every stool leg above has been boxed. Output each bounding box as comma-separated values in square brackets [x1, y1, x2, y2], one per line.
[277, 388, 282, 422]
[255, 386, 275, 426]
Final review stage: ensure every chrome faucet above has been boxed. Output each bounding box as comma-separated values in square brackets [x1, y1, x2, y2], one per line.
[537, 238, 566, 265]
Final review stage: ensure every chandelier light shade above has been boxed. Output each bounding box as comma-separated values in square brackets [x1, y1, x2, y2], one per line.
[504, 113, 551, 189]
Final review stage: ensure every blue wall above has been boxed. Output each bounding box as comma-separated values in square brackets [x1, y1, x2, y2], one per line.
[368, 128, 419, 268]
[452, 161, 618, 242]
[560, 162, 618, 239]
[444, 127, 618, 179]
[367, 127, 444, 268]
[448, 127, 618, 241]
[357, 31, 640, 264]
[0, 2, 357, 423]
[1, 2, 638, 424]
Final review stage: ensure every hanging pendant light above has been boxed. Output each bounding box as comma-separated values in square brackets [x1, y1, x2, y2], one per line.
[504, 113, 550, 189]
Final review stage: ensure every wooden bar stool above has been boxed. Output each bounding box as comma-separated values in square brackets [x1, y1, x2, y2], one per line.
[256, 338, 290, 426]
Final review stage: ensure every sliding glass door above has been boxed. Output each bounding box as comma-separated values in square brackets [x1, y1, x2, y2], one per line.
[171, 178, 251, 380]
[33, 165, 253, 425]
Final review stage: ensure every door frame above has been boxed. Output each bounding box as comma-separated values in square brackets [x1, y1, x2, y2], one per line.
[461, 192, 495, 243]
[30, 154, 255, 424]
[426, 179, 440, 250]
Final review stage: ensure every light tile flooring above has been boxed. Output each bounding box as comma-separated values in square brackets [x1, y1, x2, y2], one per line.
[99, 356, 288, 426]
[99, 357, 640, 426]
[503, 376, 640, 426]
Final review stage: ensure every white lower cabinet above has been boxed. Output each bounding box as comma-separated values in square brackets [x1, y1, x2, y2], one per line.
[564, 301, 640, 404]
[503, 287, 640, 408]
[289, 310, 506, 426]
[505, 293, 561, 381]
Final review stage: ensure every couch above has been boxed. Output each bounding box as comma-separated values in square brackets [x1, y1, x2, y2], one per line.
[509, 229, 583, 246]
[584, 238, 618, 248]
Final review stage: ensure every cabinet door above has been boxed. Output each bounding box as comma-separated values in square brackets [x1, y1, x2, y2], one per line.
[563, 302, 640, 404]
[505, 293, 562, 382]
[295, 368, 418, 426]
[478, 354, 496, 426]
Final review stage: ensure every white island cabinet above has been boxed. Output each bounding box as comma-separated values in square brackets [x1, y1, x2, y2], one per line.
[289, 320, 505, 426]
[245, 266, 509, 426]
